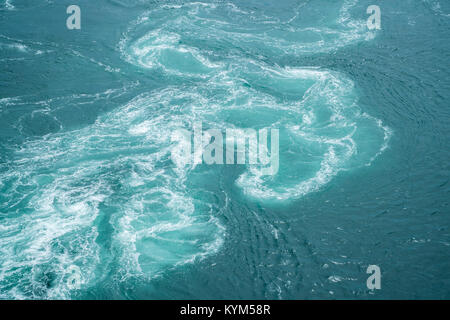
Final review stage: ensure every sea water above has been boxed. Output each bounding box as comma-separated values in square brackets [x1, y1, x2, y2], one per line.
[0, 0, 449, 299]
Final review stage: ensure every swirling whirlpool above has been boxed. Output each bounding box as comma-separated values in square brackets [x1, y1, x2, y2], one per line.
[0, 1, 391, 299]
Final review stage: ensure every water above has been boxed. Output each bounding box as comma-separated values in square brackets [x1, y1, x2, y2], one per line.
[0, 0, 449, 299]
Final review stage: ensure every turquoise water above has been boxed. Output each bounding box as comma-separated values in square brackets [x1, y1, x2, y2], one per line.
[0, 0, 449, 299]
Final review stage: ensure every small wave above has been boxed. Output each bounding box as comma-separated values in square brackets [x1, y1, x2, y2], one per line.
[0, 35, 53, 59]
[2, 0, 14, 10]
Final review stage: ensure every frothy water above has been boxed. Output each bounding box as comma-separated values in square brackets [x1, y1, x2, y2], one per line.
[0, 0, 397, 299]
[0, 90, 227, 298]
[120, 1, 391, 201]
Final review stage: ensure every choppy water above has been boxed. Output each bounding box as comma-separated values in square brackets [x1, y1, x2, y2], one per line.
[0, 0, 449, 299]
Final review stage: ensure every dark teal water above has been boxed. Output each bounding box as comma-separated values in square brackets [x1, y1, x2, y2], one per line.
[0, 0, 449, 299]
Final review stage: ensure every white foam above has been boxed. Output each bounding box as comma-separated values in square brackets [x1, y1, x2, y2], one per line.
[0, 86, 228, 297]
[119, 1, 374, 74]
[4, 0, 14, 10]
